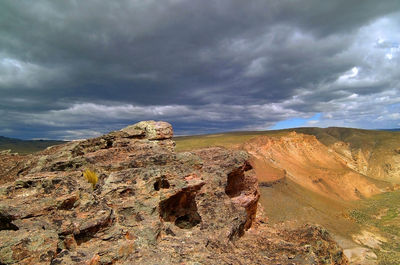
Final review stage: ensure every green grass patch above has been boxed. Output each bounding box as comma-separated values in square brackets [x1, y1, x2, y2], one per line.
[382, 208, 398, 222]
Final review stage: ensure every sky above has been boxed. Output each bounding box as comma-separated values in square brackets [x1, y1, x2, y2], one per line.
[1, 0, 400, 140]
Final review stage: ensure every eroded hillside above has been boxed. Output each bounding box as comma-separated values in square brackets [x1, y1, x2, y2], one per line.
[243, 132, 389, 201]
[291, 127, 400, 184]
[176, 127, 400, 184]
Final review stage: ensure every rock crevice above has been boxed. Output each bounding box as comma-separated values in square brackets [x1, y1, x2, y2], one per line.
[159, 185, 203, 229]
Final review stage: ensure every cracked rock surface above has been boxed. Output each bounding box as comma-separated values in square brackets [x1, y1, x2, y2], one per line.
[0, 121, 348, 264]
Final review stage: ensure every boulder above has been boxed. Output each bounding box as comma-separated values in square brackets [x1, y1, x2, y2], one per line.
[121, 120, 173, 140]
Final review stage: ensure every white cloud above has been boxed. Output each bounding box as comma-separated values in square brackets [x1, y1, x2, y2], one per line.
[0, 56, 64, 88]
[338, 67, 359, 82]
[244, 57, 268, 77]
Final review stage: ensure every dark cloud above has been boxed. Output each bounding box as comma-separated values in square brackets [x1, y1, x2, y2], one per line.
[0, 0, 400, 139]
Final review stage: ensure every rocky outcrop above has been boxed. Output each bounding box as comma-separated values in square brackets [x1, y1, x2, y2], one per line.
[0, 121, 347, 264]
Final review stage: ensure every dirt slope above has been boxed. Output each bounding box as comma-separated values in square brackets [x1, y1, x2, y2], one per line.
[291, 127, 400, 183]
[243, 132, 388, 201]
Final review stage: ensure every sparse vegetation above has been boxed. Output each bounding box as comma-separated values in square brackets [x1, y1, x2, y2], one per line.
[83, 169, 98, 189]
[174, 131, 288, 151]
[349, 190, 400, 264]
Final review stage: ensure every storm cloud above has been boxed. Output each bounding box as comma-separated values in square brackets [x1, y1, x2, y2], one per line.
[1, 0, 400, 139]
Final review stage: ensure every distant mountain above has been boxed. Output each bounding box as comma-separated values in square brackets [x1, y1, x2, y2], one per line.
[0, 136, 65, 154]
[380, 128, 400, 131]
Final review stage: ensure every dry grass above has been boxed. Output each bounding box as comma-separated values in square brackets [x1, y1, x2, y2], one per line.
[174, 130, 288, 152]
[83, 169, 98, 189]
[175, 127, 400, 152]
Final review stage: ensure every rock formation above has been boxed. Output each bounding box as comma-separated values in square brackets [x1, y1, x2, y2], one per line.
[0, 121, 348, 264]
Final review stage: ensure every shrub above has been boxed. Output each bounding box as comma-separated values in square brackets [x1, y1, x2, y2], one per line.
[83, 169, 98, 189]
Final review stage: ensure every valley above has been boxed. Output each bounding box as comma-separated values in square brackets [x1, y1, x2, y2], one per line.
[175, 127, 400, 264]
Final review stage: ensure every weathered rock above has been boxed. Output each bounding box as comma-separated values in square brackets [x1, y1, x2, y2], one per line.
[121, 120, 173, 140]
[0, 153, 29, 185]
[0, 121, 348, 264]
[0, 229, 58, 264]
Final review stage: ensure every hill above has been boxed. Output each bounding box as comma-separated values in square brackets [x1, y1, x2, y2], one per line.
[0, 136, 65, 154]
